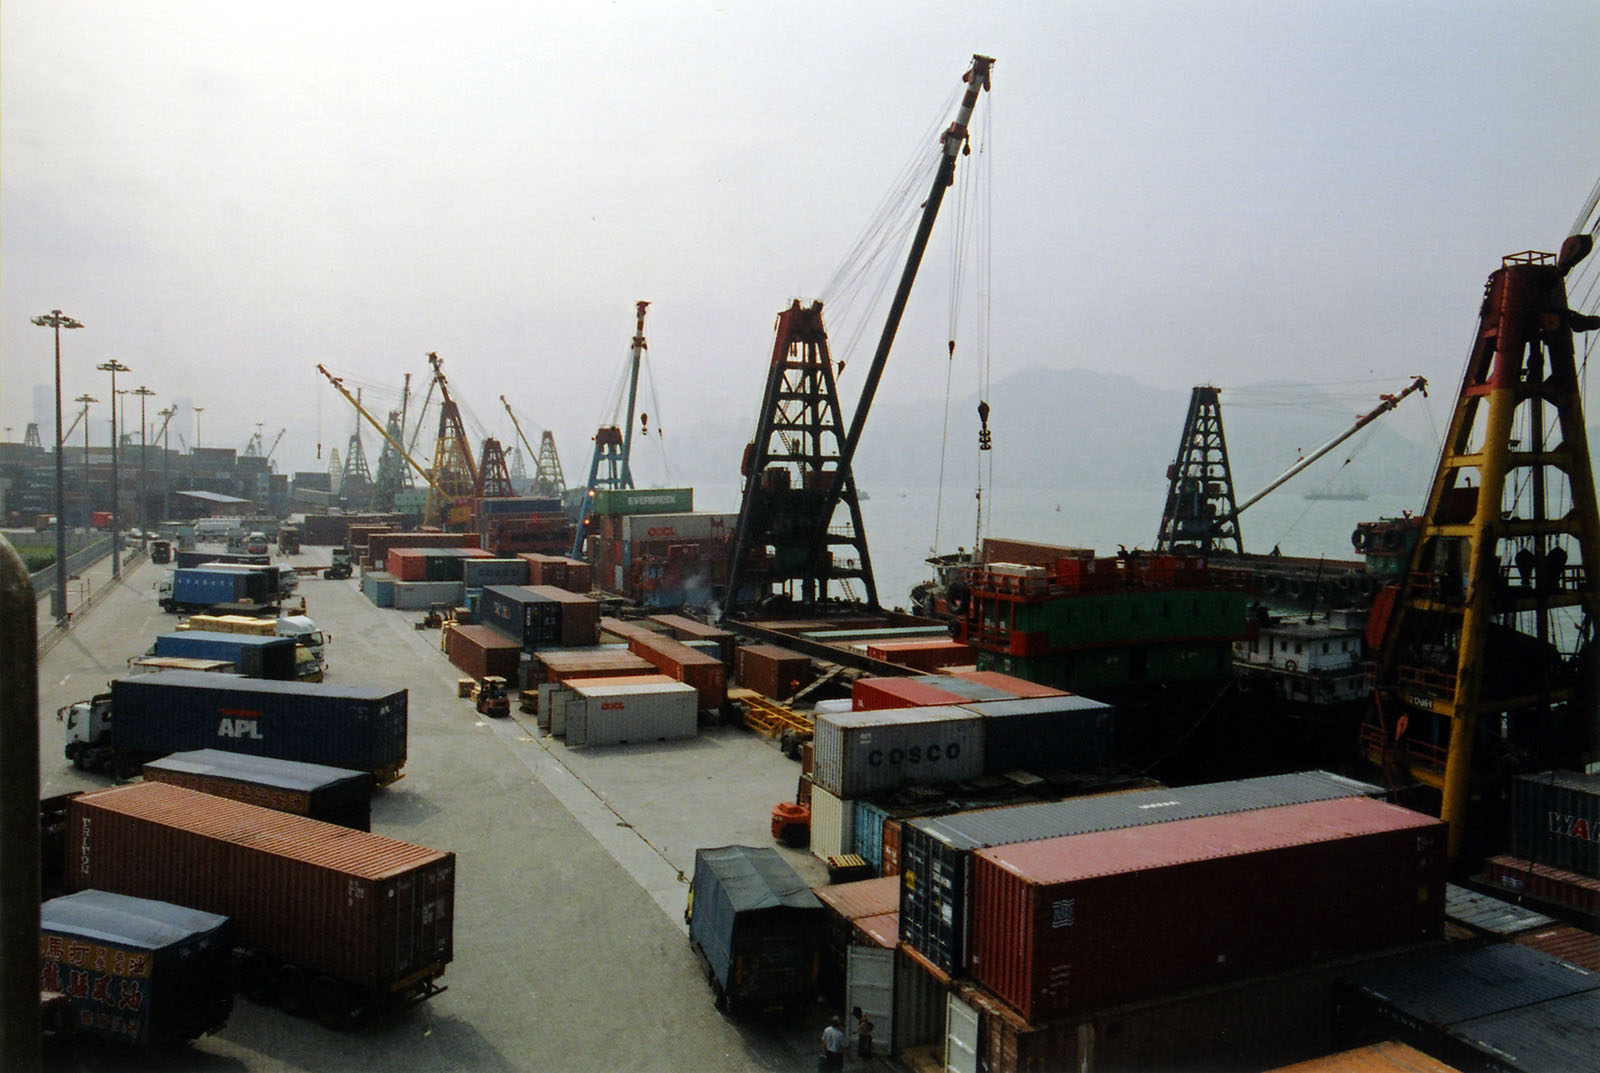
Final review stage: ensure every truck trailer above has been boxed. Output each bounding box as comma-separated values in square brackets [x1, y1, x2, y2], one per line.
[142, 748, 374, 830]
[153, 630, 298, 680]
[67, 782, 454, 1026]
[40, 889, 234, 1046]
[60, 670, 407, 783]
[686, 845, 822, 1017]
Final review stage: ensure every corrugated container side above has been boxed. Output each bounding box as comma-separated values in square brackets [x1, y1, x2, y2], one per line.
[385, 548, 429, 581]
[67, 783, 454, 994]
[392, 580, 465, 610]
[968, 797, 1445, 1021]
[946, 669, 1069, 698]
[882, 818, 904, 877]
[360, 570, 396, 607]
[569, 680, 698, 746]
[810, 784, 855, 861]
[854, 801, 889, 870]
[461, 557, 530, 589]
[964, 696, 1115, 775]
[738, 644, 813, 699]
[811, 706, 985, 798]
[852, 677, 969, 711]
[446, 624, 522, 682]
[628, 632, 725, 709]
[142, 750, 372, 830]
[1513, 771, 1600, 878]
[1484, 854, 1600, 915]
[811, 876, 902, 922]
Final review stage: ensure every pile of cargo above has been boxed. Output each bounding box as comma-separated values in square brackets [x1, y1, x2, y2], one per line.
[479, 584, 600, 647]
[1482, 770, 1600, 917]
[520, 553, 593, 593]
[65, 782, 454, 1026]
[296, 513, 401, 547]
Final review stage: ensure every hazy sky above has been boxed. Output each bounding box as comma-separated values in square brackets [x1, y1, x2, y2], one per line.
[5, 1, 1598, 485]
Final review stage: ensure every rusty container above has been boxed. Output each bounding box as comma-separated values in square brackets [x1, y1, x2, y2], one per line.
[852, 676, 968, 711]
[66, 782, 454, 999]
[968, 796, 1445, 1022]
[737, 644, 813, 700]
[865, 638, 975, 672]
[446, 623, 523, 682]
[628, 632, 725, 710]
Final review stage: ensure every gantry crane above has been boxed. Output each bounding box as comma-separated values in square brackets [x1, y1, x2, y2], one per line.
[420, 352, 479, 528]
[723, 54, 993, 616]
[316, 364, 452, 510]
[1368, 235, 1600, 864]
[571, 301, 650, 559]
[501, 395, 567, 498]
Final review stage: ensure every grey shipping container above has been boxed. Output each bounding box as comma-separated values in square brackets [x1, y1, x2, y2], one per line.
[67, 782, 454, 1021]
[1336, 943, 1600, 1073]
[968, 796, 1446, 1021]
[108, 670, 407, 784]
[688, 845, 822, 1017]
[40, 890, 233, 1045]
[360, 570, 396, 607]
[811, 705, 985, 799]
[142, 748, 373, 830]
[900, 769, 1385, 975]
[566, 679, 698, 747]
[392, 580, 465, 610]
[461, 557, 531, 589]
[960, 695, 1114, 775]
[1512, 770, 1600, 878]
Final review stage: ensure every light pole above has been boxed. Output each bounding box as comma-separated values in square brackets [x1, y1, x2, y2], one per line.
[194, 406, 205, 449]
[97, 359, 130, 581]
[132, 386, 155, 531]
[157, 406, 176, 523]
[73, 395, 97, 535]
[31, 310, 83, 623]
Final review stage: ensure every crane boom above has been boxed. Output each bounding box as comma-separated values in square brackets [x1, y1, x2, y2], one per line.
[500, 395, 539, 469]
[1232, 375, 1428, 518]
[316, 364, 448, 498]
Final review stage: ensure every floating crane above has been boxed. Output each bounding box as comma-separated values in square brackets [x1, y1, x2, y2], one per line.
[1368, 236, 1600, 864]
[571, 301, 650, 559]
[724, 54, 994, 616]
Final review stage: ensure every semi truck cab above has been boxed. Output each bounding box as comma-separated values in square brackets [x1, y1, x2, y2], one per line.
[60, 694, 113, 770]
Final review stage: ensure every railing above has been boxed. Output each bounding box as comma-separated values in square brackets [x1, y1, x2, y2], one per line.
[28, 536, 115, 598]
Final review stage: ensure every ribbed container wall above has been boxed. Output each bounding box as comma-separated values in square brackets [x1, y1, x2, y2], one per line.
[852, 677, 968, 711]
[532, 645, 656, 683]
[968, 797, 1445, 1021]
[141, 749, 372, 830]
[854, 800, 889, 870]
[964, 695, 1115, 774]
[446, 624, 523, 682]
[900, 770, 1387, 976]
[569, 680, 698, 746]
[627, 632, 725, 709]
[67, 783, 455, 994]
[392, 580, 465, 610]
[811, 706, 985, 798]
[945, 670, 1068, 699]
[810, 784, 855, 861]
[737, 644, 813, 699]
[1513, 771, 1600, 878]
[865, 638, 974, 671]
[460, 557, 530, 589]
[360, 570, 396, 607]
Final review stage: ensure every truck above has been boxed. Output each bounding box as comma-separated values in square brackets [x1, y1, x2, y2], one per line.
[686, 845, 822, 1017]
[149, 538, 172, 564]
[324, 547, 353, 580]
[59, 670, 408, 783]
[67, 782, 453, 1027]
[40, 890, 234, 1045]
[180, 612, 329, 679]
[158, 565, 273, 613]
[278, 524, 301, 554]
[153, 630, 298, 680]
[142, 748, 373, 830]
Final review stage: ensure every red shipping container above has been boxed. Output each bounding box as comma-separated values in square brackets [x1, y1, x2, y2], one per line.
[881, 818, 903, 877]
[446, 624, 522, 682]
[852, 676, 968, 711]
[1485, 854, 1600, 916]
[385, 548, 430, 582]
[865, 638, 974, 672]
[628, 632, 724, 710]
[946, 669, 1069, 699]
[66, 782, 454, 998]
[982, 538, 1093, 566]
[812, 876, 901, 922]
[968, 796, 1445, 1022]
[737, 644, 813, 700]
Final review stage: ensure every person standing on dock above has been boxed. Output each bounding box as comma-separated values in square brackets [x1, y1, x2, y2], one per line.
[852, 1005, 874, 1060]
[821, 1015, 848, 1070]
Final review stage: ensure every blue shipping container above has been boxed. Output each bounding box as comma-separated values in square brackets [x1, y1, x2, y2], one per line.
[154, 631, 297, 680]
[109, 671, 407, 781]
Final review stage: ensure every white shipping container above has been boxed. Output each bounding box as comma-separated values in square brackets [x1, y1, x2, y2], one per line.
[812, 706, 985, 798]
[392, 580, 466, 610]
[619, 511, 738, 544]
[809, 783, 855, 861]
[567, 680, 698, 747]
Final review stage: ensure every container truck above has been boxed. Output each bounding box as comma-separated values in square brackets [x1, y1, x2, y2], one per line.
[152, 630, 298, 680]
[67, 782, 453, 1026]
[686, 845, 822, 1017]
[142, 748, 373, 830]
[39, 890, 234, 1045]
[180, 612, 329, 678]
[59, 670, 407, 783]
[157, 564, 272, 613]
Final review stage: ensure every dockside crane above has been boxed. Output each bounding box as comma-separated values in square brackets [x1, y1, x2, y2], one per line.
[316, 364, 452, 509]
[1368, 235, 1600, 865]
[723, 54, 993, 617]
[501, 395, 567, 499]
[571, 301, 650, 559]
[420, 352, 479, 528]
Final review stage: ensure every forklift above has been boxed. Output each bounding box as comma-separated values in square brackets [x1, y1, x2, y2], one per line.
[475, 676, 510, 718]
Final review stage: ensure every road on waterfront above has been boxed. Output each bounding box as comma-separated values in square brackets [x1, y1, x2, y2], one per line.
[34, 549, 842, 1073]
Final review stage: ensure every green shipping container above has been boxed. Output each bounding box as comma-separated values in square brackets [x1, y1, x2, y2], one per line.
[589, 487, 694, 517]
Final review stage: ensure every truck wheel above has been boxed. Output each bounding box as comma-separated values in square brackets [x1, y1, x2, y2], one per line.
[71, 750, 89, 772]
[310, 976, 354, 1029]
[276, 964, 309, 1014]
[238, 953, 274, 1004]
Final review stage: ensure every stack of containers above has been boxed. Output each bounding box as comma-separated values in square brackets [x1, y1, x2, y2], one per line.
[624, 630, 725, 711]
[651, 614, 737, 665]
[811, 876, 901, 1004]
[961, 695, 1114, 775]
[446, 624, 523, 683]
[1487, 770, 1600, 916]
[539, 673, 677, 735]
[530, 645, 657, 692]
[461, 557, 531, 618]
[898, 770, 1386, 978]
[809, 706, 985, 860]
[479, 584, 600, 648]
[366, 531, 480, 570]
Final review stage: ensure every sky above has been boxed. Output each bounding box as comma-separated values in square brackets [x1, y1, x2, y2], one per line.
[4, 0, 1599, 489]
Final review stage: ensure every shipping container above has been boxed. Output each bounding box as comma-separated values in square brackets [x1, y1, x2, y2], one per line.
[392, 580, 465, 611]
[532, 645, 657, 683]
[590, 486, 694, 516]
[619, 510, 736, 543]
[360, 570, 397, 607]
[865, 638, 975, 672]
[852, 676, 969, 711]
[1336, 944, 1600, 1073]
[366, 530, 480, 567]
[687, 845, 821, 1017]
[1484, 854, 1600, 916]
[737, 643, 813, 699]
[479, 584, 599, 648]
[68, 782, 454, 1023]
[812, 876, 901, 1008]
[1512, 770, 1600, 878]
[945, 669, 1071, 698]
[1513, 923, 1600, 973]
[161, 565, 269, 612]
[651, 614, 737, 664]
[383, 547, 431, 582]
[142, 748, 372, 830]
[627, 631, 725, 710]
[901, 769, 1387, 976]
[961, 695, 1115, 774]
[40, 890, 233, 1045]
[102, 671, 407, 783]
[810, 783, 855, 861]
[445, 623, 523, 683]
[811, 705, 985, 799]
[565, 678, 698, 747]
[461, 556, 530, 589]
[153, 630, 297, 681]
[968, 797, 1445, 1021]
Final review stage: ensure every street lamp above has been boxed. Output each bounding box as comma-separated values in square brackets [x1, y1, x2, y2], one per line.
[157, 406, 176, 523]
[194, 406, 205, 449]
[132, 386, 155, 531]
[73, 395, 96, 530]
[31, 309, 83, 624]
[97, 359, 130, 581]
